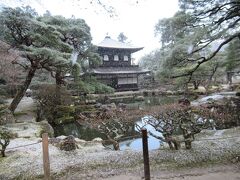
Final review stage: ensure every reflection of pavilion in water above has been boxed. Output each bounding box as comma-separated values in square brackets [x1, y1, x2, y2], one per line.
[91, 36, 150, 91]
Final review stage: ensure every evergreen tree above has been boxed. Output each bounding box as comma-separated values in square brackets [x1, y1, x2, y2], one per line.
[0, 7, 99, 112]
[117, 32, 128, 43]
[154, 0, 240, 79]
[225, 39, 240, 72]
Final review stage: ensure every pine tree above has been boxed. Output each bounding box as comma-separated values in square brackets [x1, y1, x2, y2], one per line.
[0, 7, 98, 112]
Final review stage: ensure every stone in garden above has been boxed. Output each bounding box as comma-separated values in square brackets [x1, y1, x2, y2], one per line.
[60, 135, 78, 151]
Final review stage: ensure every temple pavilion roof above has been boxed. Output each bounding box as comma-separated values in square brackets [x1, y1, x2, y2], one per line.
[97, 36, 143, 53]
[91, 66, 150, 75]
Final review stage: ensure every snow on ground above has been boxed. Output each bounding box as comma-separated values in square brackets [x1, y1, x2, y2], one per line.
[6, 97, 36, 113]
[191, 91, 236, 106]
[0, 127, 239, 179]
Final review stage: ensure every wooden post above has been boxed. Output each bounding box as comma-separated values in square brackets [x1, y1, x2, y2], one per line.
[42, 133, 50, 180]
[142, 128, 150, 180]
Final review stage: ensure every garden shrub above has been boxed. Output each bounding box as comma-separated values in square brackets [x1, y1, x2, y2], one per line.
[54, 116, 75, 125]
[0, 129, 11, 157]
[33, 84, 72, 125]
[0, 86, 7, 97]
[68, 79, 114, 94]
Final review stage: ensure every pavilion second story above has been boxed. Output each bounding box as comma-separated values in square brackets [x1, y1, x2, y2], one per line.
[97, 36, 143, 67]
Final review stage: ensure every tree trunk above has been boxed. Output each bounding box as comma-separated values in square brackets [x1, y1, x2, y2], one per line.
[185, 140, 192, 149]
[55, 68, 63, 105]
[169, 138, 180, 150]
[183, 133, 193, 149]
[227, 72, 233, 85]
[164, 135, 180, 150]
[193, 81, 199, 90]
[1, 149, 5, 157]
[0, 141, 8, 157]
[106, 135, 120, 150]
[167, 141, 174, 150]
[172, 139, 181, 150]
[206, 63, 218, 90]
[8, 67, 37, 113]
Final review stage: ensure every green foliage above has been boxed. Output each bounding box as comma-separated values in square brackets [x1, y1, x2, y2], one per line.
[0, 87, 7, 97]
[54, 116, 75, 125]
[0, 100, 7, 106]
[94, 82, 114, 94]
[33, 84, 72, 125]
[83, 76, 114, 94]
[174, 76, 189, 89]
[69, 80, 93, 94]
[38, 120, 54, 138]
[84, 46, 102, 69]
[75, 105, 96, 114]
[139, 49, 164, 71]
[55, 105, 75, 118]
[0, 104, 8, 111]
[224, 38, 240, 72]
[155, 11, 194, 47]
[31, 69, 55, 85]
[71, 64, 81, 83]
[39, 15, 92, 51]
[83, 80, 114, 94]
[69, 76, 114, 94]
[0, 6, 99, 112]
[153, 0, 240, 83]
[40, 15, 100, 69]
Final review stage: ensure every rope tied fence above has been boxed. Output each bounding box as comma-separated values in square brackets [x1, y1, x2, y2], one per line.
[4, 134, 239, 152]
[6, 141, 42, 151]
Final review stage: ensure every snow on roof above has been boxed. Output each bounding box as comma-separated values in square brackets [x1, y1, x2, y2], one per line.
[97, 36, 143, 52]
[92, 66, 150, 74]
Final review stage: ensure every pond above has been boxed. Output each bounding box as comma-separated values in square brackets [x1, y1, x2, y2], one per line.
[54, 92, 235, 151]
[55, 91, 237, 151]
[119, 119, 163, 151]
[54, 94, 189, 150]
[55, 91, 238, 150]
[54, 122, 106, 141]
[127, 95, 189, 109]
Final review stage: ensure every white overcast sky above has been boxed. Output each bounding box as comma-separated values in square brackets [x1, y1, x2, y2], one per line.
[1, 0, 179, 61]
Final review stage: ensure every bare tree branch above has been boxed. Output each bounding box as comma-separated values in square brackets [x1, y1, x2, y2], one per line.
[171, 32, 240, 78]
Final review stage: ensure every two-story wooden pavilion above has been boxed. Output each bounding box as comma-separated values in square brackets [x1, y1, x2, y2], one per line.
[91, 36, 150, 91]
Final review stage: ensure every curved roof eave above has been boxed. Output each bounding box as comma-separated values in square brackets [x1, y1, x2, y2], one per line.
[97, 46, 144, 53]
[97, 36, 144, 52]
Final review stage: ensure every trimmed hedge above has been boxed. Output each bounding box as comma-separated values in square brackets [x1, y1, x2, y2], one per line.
[68, 78, 114, 94]
[55, 105, 75, 118]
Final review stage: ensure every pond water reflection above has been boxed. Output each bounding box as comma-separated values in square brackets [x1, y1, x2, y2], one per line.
[127, 95, 185, 109]
[119, 115, 164, 151]
[54, 122, 105, 141]
[119, 136, 162, 151]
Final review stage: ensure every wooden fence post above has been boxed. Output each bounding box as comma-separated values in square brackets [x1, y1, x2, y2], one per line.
[42, 133, 50, 180]
[142, 128, 150, 180]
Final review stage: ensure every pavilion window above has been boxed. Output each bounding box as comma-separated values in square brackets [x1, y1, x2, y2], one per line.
[114, 55, 119, 61]
[103, 55, 109, 61]
[118, 77, 137, 84]
[123, 55, 128, 61]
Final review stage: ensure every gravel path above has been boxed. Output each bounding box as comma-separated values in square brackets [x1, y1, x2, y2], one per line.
[102, 164, 240, 180]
